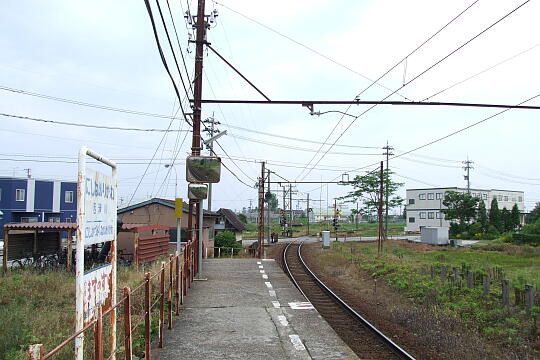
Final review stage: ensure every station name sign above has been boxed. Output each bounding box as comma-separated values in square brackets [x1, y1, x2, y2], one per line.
[84, 168, 117, 245]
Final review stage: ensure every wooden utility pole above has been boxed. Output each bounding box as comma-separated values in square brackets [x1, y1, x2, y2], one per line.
[189, 0, 207, 274]
[383, 142, 393, 240]
[257, 162, 265, 258]
[378, 161, 384, 254]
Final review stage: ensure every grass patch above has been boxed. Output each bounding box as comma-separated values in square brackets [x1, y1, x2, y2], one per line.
[0, 259, 170, 360]
[326, 241, 540, 354]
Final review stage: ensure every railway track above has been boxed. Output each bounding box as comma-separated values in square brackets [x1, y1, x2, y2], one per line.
[282, 241, 415, 360]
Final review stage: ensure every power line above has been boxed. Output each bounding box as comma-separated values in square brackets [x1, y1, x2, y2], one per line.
[348, 91, 540, 177]
[228, 134, 382, 156]
[155, 0, 192, 99]
[0, 85, 181, 120]
[355, 0, 481, 99]
[0, 112, 190, 132]
[143, 0, 192, 127]
[223, 123, 380, 149]
[165, 0, 194, 95]
[422, 42, 540, 101]
[297, 0, 532, 181]
[211, 0, 411, 101]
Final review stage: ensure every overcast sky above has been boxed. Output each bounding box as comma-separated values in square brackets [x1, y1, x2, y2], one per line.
[1, 0, 539, 214]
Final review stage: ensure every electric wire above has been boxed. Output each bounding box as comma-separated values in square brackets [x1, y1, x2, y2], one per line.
[166, 0, 194, 95]
[298, 0, 531, 181]
[155, 0, 192, 99]
[0, 112, 189, 132]
[422, 42, 540, 101]
[355, 0, 481, 99]
[211, 0, 411, 101]
[143, 0, 192, 127]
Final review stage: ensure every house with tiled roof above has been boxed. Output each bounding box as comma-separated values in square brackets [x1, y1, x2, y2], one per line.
[215, 208, 246, 242]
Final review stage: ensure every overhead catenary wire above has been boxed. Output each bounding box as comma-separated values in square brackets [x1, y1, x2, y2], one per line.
[297, 0, 532, 181]
[355, 0, 481, 99]
[211, 0, 412, 101]
[422, 42, 540, 101]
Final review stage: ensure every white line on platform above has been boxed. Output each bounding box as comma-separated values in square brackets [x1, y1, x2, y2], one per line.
[289, 335, 306, 351]
[260, 270, 265, 273]
[269, 290, 276, 297]
[258, 265, 264, 269]
[262, 259, 274, 262]
[265, 282, 273, 289]
[257, 261, 261, 265]
[278, 315, 289, 327]
[262, 274, 268, 279]
[272, 301, 281, 308]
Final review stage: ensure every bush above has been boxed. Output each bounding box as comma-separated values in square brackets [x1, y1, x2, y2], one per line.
[511, 233, 540, 246]
[469, 222, 482, 235]
[214, 231, 242, 254]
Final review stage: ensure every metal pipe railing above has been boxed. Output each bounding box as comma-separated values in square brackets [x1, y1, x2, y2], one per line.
[29, 240, 197, 360]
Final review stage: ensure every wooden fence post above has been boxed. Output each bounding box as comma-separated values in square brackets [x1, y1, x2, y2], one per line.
[452, 267, 459, 285]
[95, 306, 103, 360]
[175, 252, 181, 312]
[420, 266, 426, 276]
[467, 271, 474, 288]
[169, 255, 173, 329]
[525, 285, 534, 310]
[28, 344, 43, 360]
[483, 275, 490, 296]
[441, 266, 447, 283]
[430, 265, 435, 280]
[144, 272, 151, 360]
[159, 262, 165, 348]
[502, 279, 510, 306]
[123, 287, 132, 360]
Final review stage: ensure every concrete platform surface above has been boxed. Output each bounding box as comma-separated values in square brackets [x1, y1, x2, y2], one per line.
[155, 258, 358, 360]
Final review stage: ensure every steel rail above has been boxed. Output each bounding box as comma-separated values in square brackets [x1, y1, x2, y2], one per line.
[281, 241, 308, 301]
[284, 241, 416, 360]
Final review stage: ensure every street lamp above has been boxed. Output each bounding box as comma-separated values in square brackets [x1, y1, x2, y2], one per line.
[165, 164, 181, 254]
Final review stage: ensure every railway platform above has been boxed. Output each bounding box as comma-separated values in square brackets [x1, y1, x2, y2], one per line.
[155, 257, 358, 360]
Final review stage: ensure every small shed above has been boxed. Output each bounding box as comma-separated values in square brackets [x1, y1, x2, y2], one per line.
[215, 208, 246, 241]
[3, 222, 77, 273]
[420, 226, 449, 245]
[118, 224, 170, 266]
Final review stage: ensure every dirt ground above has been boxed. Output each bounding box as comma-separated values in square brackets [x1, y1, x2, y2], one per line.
[272, 241, 536, 360]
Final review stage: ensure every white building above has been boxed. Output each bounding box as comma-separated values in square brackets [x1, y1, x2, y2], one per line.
[405, 187, 524, 232]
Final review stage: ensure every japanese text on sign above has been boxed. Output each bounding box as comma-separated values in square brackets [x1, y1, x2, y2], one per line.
[84, 168, 117, 245]
[83, 264, 112, 323]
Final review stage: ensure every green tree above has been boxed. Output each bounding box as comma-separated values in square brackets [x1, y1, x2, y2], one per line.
[214, 230, 242, 255]
[441, 191, 479, 226]
[501, 208, 512, 232]
[489, 198, 502, 233]
[267, 193, 279, 213]
[526, 202, 540, 224]
[237, 213, 247, 224]
[477, 200, 489, 232]
[339, 169, 404, 218]
[511, 203, 521, 231]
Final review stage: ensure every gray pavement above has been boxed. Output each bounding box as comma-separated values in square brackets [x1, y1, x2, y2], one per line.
[155, 258, 358, 360]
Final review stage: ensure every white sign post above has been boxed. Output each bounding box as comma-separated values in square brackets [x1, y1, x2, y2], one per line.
[75, 147, 118, 360]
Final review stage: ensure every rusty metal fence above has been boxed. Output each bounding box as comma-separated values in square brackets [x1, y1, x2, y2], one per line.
[28, 240, 198, 360]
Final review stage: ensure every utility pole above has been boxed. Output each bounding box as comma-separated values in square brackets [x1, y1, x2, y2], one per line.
[382, 142, 394, 240]
[306, 193, 310, 236]
[378, 161, 384, 254]
[257, 162, 265, 258]
[334, 198, 338, 242]
[289, 184, 293, 237]
[267, 169, 271, 245]
[463, 158, 474, 194]
[203, 114, 220, 211]
[189, 0, 208, 277]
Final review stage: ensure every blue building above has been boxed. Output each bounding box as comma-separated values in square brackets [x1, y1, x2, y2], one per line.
[0, 177, 77, 239]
